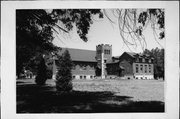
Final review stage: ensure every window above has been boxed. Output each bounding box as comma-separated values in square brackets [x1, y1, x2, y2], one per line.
[73, 76, 76, 79]
[136, 64, 139, 73]
[97, 50, 101, 54]
[139, 58, 142, 62]
[90, 75, 93, 79]
[149, 59, 151, 63]
[145, 65, 147, 73]
[104, 50, 110, 54]
[142, 58, 145, 62]
[140, 65, 143, 72]
[104, 50, 107, 54]
[149, 64, 151, 73]
[136, 58, 139, 62]
[84, 76, 86, 79]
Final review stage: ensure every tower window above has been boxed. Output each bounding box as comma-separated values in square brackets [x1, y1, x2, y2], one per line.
[108, 50, 110, 54]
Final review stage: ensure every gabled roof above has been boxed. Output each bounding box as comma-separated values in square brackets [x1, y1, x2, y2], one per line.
[125, 52, 154, 59]
[125, 52, 138, 58]
[58, 48, 97, 62]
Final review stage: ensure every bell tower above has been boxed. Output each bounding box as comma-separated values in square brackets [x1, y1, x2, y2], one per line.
[96, 44, 112, 79]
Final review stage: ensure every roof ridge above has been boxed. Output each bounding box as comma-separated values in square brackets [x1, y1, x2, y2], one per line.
[61, 47, 95, 52]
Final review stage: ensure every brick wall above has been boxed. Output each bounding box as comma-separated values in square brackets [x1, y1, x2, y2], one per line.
[72, 61, 96, 75]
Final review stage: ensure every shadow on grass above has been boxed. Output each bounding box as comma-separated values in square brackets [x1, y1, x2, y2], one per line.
[17, 83, 164, 113]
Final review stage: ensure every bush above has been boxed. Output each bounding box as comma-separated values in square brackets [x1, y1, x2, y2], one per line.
[56, 50, 73, 92]
[35, 55, 48, 85]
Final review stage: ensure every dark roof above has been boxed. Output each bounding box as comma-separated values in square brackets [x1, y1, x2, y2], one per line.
[58, 48, 97, 62]
[125, 52, 138, 57]
[106, 59, 119, 64]
[125, 52, 154, 59]
[113, 52, 138, 59]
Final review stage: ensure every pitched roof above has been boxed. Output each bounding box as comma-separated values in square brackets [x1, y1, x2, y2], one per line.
[125, 52, 138, 57]
[58, 48, 97, 62]
[125, 52, 154, 59]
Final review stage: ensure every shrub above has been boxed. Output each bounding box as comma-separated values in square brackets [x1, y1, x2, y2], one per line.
[35, 55, 48, 85]
[56, 50, 73, 92]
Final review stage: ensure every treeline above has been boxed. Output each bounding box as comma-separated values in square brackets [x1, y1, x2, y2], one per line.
[143, 48, 164, 80]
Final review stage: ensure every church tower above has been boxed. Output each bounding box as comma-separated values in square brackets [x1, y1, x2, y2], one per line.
[96, 44, 112, 79]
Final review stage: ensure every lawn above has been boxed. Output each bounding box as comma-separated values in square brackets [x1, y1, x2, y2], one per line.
[17, 78, 164, 113]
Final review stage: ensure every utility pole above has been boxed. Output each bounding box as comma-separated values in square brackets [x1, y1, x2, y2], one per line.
[101, 47, 105, 79]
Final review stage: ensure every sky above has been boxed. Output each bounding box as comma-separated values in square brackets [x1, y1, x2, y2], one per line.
[52, 9, 165, 56]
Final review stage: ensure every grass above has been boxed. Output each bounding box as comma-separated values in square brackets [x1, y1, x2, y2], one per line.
[17, 78, 164, 113]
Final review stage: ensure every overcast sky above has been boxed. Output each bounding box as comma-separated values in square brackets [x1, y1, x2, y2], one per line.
[52, 9, 165, 56]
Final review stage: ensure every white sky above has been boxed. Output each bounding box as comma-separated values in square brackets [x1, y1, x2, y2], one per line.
[52, 9, 165, 56]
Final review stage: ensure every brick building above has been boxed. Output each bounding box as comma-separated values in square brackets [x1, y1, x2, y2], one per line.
[118, 52, 154, 79]
[48, 44, 154, 80]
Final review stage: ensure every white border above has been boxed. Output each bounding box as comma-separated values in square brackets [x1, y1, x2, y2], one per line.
[1, 1, 179, 119]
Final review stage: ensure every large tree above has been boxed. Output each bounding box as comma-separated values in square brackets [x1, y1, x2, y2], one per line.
[16, 9, 103, 77]
[143, 48, 164, 79]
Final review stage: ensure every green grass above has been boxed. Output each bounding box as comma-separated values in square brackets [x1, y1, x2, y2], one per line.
[17, 78, 164, 113]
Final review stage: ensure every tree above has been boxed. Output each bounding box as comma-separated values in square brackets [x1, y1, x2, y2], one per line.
[103, 9, 164, 50]
[143, 48, 164, 79]
[56, 50, 73, 92]
[16, 9, 103, 77]
[35, 55, 48, 85]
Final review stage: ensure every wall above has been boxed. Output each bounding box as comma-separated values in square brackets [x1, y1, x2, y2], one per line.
[133, 63, 154, 79]
[72, 61, 97, 79]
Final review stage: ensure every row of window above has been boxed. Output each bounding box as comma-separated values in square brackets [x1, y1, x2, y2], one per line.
[104, 49, 110, 55]
[136, 58, 152, 63]
[97, 49, 111, 55]
[72, 75, 95, 79]
[135, 64, 152, 73]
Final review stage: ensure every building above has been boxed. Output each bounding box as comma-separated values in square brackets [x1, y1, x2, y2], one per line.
[62, 48, 97, 79]
[118, 52, 154, 80]
[48, 44, 154, 80]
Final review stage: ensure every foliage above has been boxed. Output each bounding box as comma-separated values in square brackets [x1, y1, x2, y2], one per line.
[104, 9, 164, 50]
[35, 56, 48, 85]
[16, 9, 103, 77]
[56, 50, 73, 92]
[143, 48, 164, 79]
